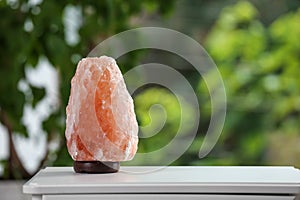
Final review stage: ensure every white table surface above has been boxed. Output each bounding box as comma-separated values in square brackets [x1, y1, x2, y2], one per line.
[23, 166, 300, 196]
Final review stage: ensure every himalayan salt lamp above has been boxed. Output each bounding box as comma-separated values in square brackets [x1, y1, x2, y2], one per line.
[65, 56, 138, 173]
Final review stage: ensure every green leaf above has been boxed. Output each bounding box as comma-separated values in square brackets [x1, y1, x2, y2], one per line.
[30, 85, 46, 108]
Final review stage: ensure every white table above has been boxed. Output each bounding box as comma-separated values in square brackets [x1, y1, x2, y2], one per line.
[23, 166, 300, 200]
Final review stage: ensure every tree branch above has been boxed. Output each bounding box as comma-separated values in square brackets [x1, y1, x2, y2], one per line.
[0, 109, 31, 179]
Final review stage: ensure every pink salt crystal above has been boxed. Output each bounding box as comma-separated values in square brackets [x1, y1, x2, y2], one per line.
[65, 56, 138, 161]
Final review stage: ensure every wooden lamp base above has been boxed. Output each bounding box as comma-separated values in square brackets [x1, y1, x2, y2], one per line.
[73, 161, 120, 173]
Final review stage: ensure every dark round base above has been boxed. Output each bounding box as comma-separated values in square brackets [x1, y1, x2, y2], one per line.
[73, 161, 120, 173]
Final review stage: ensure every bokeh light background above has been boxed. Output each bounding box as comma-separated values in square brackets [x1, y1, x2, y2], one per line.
[0, 0, 300, 181]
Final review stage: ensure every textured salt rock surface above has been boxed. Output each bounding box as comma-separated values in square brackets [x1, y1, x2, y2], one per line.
[65, 56, 138, 161]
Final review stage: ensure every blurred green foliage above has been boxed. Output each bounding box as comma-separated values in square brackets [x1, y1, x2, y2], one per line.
[201, 1, 300, 166]
[0, 0, 174, 179]
[134, 1, 300, 167]
[135, 88, 182, 152]
[129, 87, 196, 165]
[0, 0, 299, 180]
